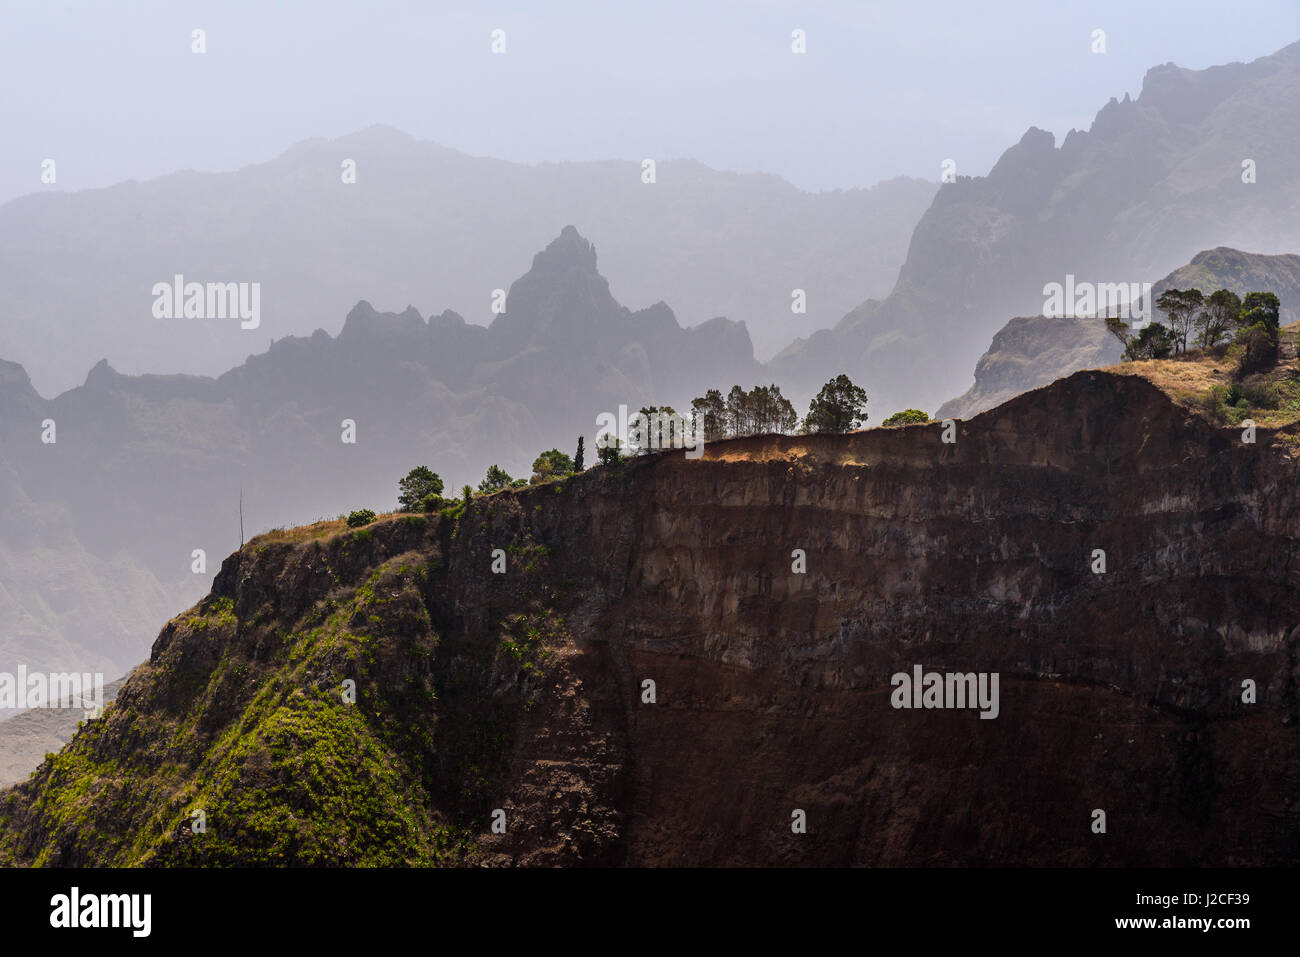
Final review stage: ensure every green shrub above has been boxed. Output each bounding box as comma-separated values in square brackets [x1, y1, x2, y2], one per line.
[477, 465, 515, 494]
[805, 373, 869, 433]
[1201, 387, 1233, 425]
[1124, 322, 1175, 360]
[1240, 377, 1280, 409]
[596, 438, 623, 468]
[1235, 323, 1278, 375]
[346, 509, 377, 528]
[397, 466, 444, 512]
[881, 409, 930, 427]
[530, 449, 575, 483]
[1276, 378, 1300, 412]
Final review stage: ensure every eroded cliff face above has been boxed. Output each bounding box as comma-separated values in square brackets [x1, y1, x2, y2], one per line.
[2, 370, 1298, 866]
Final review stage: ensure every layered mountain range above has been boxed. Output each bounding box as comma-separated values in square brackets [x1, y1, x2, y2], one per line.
[773, 40, 1300, 415]
[4, 38, 1300, 790]
[0, 227, 758, 682]
[0, 125, 934, 396]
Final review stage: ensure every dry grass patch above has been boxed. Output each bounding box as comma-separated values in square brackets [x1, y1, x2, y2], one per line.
[248, 513, 402, 548]
[1104, 344, 1300, 432]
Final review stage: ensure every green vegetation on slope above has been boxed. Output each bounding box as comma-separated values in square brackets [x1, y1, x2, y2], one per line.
[0, 502, 570, 866]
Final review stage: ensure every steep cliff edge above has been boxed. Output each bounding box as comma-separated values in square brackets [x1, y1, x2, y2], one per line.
[2, 370, 1298, 866]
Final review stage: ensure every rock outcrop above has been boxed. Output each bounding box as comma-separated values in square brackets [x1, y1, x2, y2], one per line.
[938, 247, 1300, 420]
[937, 315, 1122, 420]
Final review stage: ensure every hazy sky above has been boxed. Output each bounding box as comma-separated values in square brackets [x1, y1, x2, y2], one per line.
[2, 0, 1298, 204]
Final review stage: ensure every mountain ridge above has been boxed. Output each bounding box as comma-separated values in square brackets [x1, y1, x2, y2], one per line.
[3, 367, 1297, 866]
[0, 226, 759, 683]
[772, 38, 1300, 416]
[0, 129, 935, 396]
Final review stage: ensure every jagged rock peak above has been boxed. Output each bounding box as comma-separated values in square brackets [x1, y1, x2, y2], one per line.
[346, 299, 378, 322]
[83, 358, 119, 388]
[338, 300, 425, 338]
[528, 225, 599, 275]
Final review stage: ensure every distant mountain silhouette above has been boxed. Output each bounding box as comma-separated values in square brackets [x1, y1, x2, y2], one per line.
[773, 40, 1300, 417]
[0, 227, 758, 680]
[7, 38, 1300, 708]
[0, 126, 934, 396]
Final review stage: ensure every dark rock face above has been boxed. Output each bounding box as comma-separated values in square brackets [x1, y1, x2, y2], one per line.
[2, 370, 1297, 866]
